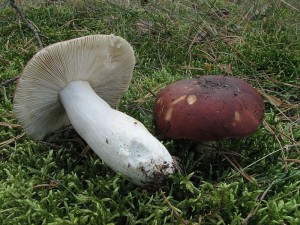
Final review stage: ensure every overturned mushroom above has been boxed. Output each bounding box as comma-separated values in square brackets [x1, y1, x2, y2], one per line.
[14, 34, 174, 185]
[154, 75, 265, 142]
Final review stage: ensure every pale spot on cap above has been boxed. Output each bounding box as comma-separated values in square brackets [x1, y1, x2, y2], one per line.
[165, 108, 173, 121]
[187, 95, 197, 105]
[172, 95, 186, 105]
[234, 111, 240, 121]
[157, 97, 163, 104]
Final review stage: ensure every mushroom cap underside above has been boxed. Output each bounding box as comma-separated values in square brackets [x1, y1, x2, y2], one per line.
[154, 75, 265, 142]
[14, 34, 135, 140]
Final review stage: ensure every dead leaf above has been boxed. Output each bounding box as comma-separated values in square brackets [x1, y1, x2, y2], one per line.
[219, 64, 232, 74]
[266, 95, 283, 107]
[259, 91, 298, 110]
[260, 92, 284, 107]
[204, 62, 212, 71]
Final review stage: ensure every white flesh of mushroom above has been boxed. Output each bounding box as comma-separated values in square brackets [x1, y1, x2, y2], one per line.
[59, 80, 174, 185]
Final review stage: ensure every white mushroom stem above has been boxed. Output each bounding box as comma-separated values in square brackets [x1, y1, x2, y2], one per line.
[58, 80, 174, 185]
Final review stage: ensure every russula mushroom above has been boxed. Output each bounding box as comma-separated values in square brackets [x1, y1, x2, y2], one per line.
[154, 75, 265, 142]
[14, 34, 174, 185]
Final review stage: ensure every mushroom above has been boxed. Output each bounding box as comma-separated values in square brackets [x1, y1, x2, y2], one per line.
[154, 75, 265, 142]
[14, 34, 174, 185]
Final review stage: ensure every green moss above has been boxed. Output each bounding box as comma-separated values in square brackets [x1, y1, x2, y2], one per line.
[0, 1, 299, 224]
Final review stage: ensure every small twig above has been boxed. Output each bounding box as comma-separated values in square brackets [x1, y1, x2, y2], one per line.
[80, 145, 91, 157]
[1, 76, 20, 87]
[142, 85, 157, 98]
[161, 191, 189, 225]
[263, 121, 289, 172]
[33, 180, 60, 189]
[230, 143, 300, 180]
[196, 142, 248, 159]
[45, 125, 73, 140]
[280, 0, 300, 12]
[0, 122, 21, 128]
[222, 153, 254, 183]
[1, 86, 8, 101]
[228, 143, 300, 181]
[284, 158, 300, 164]
[75, 145, 91, 164]
[9, 0, 43, 49]
[242, 181, 274, 225]
[0, 133, 25, 147]
[136, 105, 151, 118]
[39, 141, 63, 149]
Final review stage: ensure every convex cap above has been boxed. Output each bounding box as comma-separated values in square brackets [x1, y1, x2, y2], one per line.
[154, 75, 265, 142]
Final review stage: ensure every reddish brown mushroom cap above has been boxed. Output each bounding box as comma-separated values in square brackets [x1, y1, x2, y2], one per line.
[154, 75, 265, 142]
